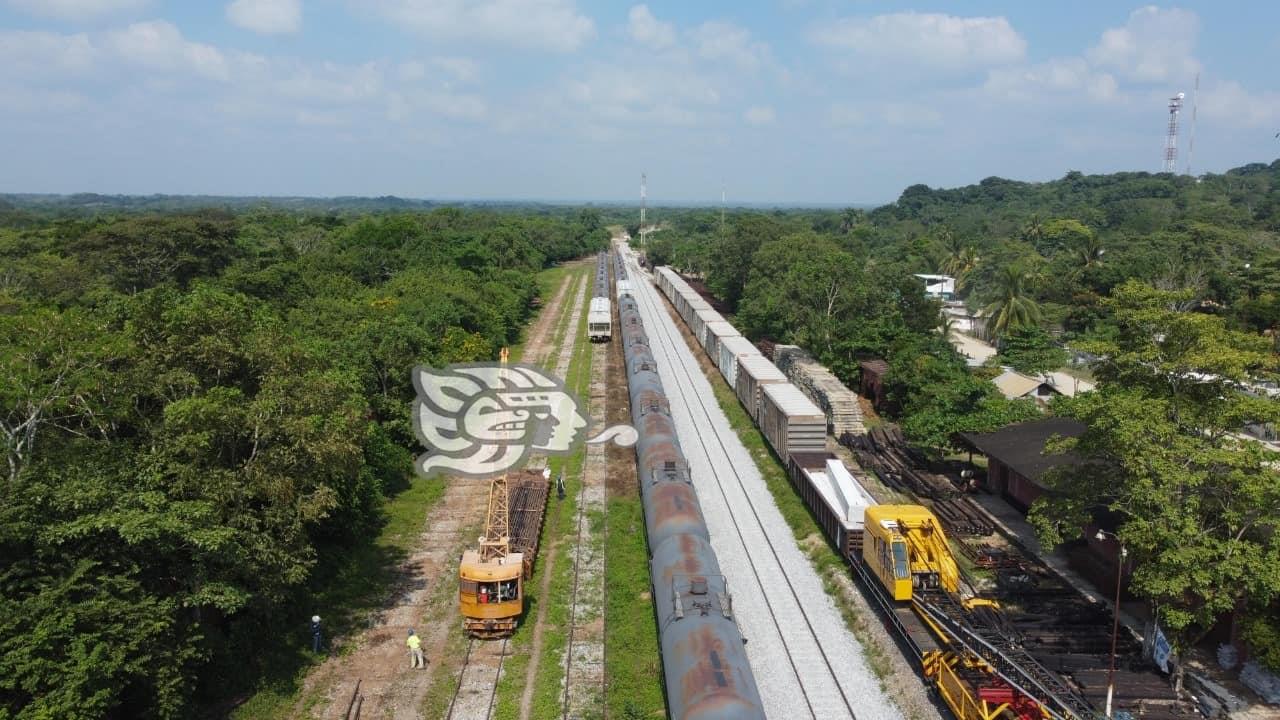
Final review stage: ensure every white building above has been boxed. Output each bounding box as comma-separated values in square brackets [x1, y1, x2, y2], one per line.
[914, 273, 956, 300]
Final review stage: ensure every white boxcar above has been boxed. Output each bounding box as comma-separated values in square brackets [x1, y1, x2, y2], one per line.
[656, 267, 679, 299]
[616, 279, 632, 299]
[682, 297, 712, 330]
[691, 307, 725, 350]
[735, 354, 788, 422]
[701, 319, 738, 357]
[759, 383, 826, 462]
[716, 335, 759, 387]
[587, 297, 612, 341]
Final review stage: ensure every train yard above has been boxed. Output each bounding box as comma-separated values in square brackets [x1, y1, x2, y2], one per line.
[621, 244, 896, 719]
[645, 244, 1201, 720]
[315, 241, 1202, 720]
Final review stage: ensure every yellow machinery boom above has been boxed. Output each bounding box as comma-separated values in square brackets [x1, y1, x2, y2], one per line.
[859, 505, 1092, 720]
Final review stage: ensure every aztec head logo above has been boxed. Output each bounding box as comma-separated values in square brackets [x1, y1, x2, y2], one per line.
[412, 363, 636, 479]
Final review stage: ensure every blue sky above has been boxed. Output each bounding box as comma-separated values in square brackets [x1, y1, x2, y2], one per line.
[1, 1, 1278, 204]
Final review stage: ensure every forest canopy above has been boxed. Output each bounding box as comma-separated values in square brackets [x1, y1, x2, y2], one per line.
[0, 207, 606, 719]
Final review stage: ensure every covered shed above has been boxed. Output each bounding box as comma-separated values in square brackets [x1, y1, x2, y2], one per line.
[960, 417, 1085, 514]
[859, 359, 889, 410]
[991, 369, 1062, 407]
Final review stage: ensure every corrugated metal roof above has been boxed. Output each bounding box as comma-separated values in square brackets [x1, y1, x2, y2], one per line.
[696, 307, 727, 323]
[738, 355, 786, 381]
[763, 383, 824, 419]
[992, 369, 1054, 399]
[718, 335, 758, 357]
[703, 320, 738, 338]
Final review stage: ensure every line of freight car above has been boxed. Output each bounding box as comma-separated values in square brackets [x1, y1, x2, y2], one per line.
[653, 265, 1108, 720]
[588, 251, 612, 342]
[653, 265, 880, 578]
[616, 253, 766, 720]
[654, 266, 829, 469]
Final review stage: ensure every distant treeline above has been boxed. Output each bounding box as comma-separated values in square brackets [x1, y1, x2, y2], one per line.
[0, 207, 607, 718]
[642, 160, 1280, 450]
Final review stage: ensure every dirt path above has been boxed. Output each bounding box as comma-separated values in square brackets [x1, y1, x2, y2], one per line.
[525, 269, 578, 367]
[300, 477, 490, 720]
[516, 276, 590, 720]
[294, 272, 578, 720]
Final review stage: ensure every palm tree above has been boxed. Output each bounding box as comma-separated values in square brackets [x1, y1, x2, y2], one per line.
[1077, 233, 1105, 268]
[1021, 214, 1045, 248]
[983, 265, 1042, 338]
[938, 311, 956, 338]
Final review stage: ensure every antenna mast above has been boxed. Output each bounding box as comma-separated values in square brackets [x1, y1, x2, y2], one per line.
[640, 172, 647, 246]
[1186, 74, 1199, 175]
[1163, 92, 1184, 173]
[720, 186, 726, 233]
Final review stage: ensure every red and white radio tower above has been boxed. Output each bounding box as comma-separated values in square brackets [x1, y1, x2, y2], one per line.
[1163, 92, 1184, 173]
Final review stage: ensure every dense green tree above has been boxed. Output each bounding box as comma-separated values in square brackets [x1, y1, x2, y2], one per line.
[995, 325, 1069, 376]
[1031, 282, 1280, 666]
[705, 214, 784, 311]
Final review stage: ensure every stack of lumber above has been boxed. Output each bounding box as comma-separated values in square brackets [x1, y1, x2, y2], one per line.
[845, 425, 958, 499]
[509, 470, 550, 579]
[773, 344, 866, 437]
[933, 498, 994, 536]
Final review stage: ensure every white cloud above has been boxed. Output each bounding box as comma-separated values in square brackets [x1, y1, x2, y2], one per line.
[627, 4, 673, 50]
[827, 100, 942, 129]
[104, 21, 229, 81]
[0, 30, 99, 76]
[1087, 6, 1200, 84]
[826, 102, 866, 127]
[226, 0, 302, 35]
[564, 61, 720, 127]
[811, 12, 1025, 69]
[419, 91, 487, 121]
[1200, 80, 1280, 128]
[4, 0, 148, 21]
[430, 56, 479, 84]
[271, 60, 382, 104]
[371, 0, 594, 53]
[692, 21, 768, 71]
[743, 105, 775, 126]
[399, 57, 478, 85]
[985, 57, 1120, 103]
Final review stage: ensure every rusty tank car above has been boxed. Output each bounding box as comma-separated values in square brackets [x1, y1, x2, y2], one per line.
[615, 247, 766, 720]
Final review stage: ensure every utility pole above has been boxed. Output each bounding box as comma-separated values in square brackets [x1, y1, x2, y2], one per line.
[640, 172, 647, 247]
[1096, 529, 1128, 719]
[1163, 92, 1184, 173]
[1186, 74, 1199, 176]
[720, 186, 726, 234]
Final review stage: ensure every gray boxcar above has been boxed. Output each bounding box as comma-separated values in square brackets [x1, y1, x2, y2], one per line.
[734, 354, 788, 423]
[759, 382, 826, 462]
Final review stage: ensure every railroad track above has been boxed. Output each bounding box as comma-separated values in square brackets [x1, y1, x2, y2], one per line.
[623, 256, 865, 720]
[443, 637, 509, 720]
[560, 327, 610, 719]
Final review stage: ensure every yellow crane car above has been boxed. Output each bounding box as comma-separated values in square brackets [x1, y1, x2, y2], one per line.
[858, 504, 1092, 720]
[458, 349, 550, 638]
